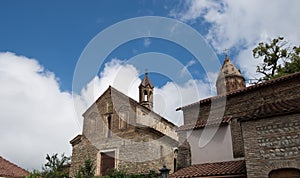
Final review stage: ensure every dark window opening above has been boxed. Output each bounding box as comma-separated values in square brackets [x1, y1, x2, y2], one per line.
[107, 115, 111, 138]
[174, 158, 177, 171]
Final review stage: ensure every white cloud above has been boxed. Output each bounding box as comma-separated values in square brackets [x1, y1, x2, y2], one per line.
[171, 0, 300, 78]
[154, 79, 213, 125]
[0, 52, 80, 171]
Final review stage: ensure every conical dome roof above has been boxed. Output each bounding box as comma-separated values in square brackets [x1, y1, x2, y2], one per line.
[216, 55, 246, 95]
[217, 55, 243, 79]
[139, 72, 154, 89]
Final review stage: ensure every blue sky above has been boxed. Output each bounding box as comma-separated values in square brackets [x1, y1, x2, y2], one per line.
[0, 0, 299, 171]
[0, 0, 191, 91]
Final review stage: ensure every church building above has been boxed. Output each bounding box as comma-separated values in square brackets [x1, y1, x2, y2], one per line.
[69, 73, 178, 176]
[173, 56, 300, 178]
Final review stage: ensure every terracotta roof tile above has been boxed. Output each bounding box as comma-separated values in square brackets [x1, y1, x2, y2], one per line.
[177, 116, 232, 131]
[177, 72, 300, 111]
[0, 156, 29, 178]
[239, 97, 300, 121]
[171, 160, 246, 178]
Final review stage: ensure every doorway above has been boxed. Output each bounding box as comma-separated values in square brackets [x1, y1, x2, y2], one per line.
[269, 168, 300, 178]
[100, 151, 115, 175]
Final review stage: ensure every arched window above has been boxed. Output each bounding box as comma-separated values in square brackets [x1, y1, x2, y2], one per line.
[269, 168, 300, 178]
[144, 90, 148, 101]
[107, 115, 111, 138]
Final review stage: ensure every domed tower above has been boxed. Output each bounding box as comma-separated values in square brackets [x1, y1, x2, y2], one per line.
[216, 55, 246, 95]
[139, 72, 154, 110]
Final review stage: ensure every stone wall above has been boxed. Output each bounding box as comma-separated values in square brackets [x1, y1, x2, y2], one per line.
[230, 119, 244, 158]
[117, 130, 177, 173]
[241, 113, 300, 178]
[176, 131, 191, 170]
[69, 136, 99, 177]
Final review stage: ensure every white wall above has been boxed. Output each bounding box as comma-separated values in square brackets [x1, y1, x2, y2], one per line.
[187, 125, 234, 164]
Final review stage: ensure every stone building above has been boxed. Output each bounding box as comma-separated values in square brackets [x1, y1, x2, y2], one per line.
[172, 56, 300, 178]
[69, 73, 178, 177]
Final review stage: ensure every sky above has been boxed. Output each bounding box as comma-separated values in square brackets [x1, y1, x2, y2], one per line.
[0, 0, 299, 171]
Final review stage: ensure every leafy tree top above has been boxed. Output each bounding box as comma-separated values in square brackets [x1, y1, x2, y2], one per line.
[253, 36, 300, 81]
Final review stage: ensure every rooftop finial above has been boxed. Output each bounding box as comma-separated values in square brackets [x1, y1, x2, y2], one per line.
[145, 68, 148, 76]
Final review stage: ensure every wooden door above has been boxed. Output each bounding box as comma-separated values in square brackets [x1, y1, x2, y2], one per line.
[100, 151, 115, 175]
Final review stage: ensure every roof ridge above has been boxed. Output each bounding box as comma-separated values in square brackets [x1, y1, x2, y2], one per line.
[177, 72, 300, 110]
[171, 160, 246, 178]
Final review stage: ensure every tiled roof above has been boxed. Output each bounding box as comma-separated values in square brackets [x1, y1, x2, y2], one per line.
[0, 156, 29, 178]
[177, 116, 232, 131]
[171, 160, 246, 178]
[139, 73, 154, 88]
[177, 72, 300, 111]
[239, 97, 300, 122]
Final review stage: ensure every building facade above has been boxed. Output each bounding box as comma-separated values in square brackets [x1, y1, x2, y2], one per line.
[69, 73, 178, 177]
[174, 56, 300, 178]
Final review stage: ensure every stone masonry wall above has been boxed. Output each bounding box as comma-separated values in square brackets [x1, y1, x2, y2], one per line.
[69, 136, 99, 177]
[176, 131, 191, 170]
[241, 113, 300, 178]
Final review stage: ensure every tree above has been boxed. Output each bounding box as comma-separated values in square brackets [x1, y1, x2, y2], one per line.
[42, 153, 70, 178]
[27, 153, 70, 178]
[253, 37, 300, 81]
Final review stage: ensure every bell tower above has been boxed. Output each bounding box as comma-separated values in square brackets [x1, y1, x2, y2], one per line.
[216, 55, 246, 95]
[139, 72, 154, 110]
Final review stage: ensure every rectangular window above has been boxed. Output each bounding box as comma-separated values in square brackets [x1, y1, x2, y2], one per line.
[107, 116, 112, 138]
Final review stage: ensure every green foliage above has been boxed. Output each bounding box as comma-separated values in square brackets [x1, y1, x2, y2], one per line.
[253, 37, 300, 81]
[27, 153, 70, 178]
[277, 46, 300, 77]
[26, 170, 42, 178]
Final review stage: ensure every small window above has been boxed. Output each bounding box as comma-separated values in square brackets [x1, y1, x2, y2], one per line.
[174, 158, 177, 171]
[107, 115, 112, 138]
[144, 90, 148, 101]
